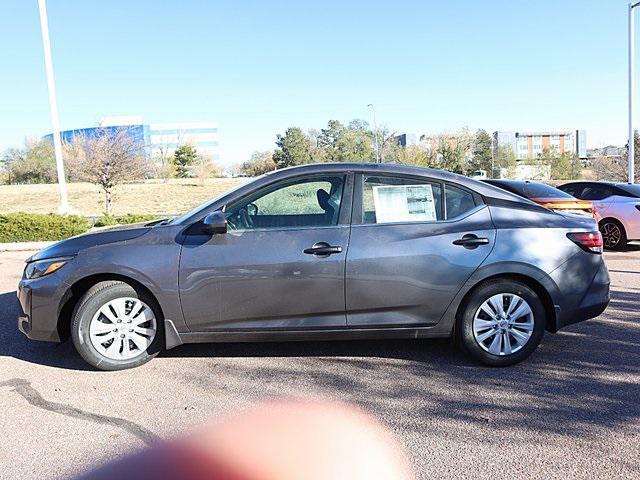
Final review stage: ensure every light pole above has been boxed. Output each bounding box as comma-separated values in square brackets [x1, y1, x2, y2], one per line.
[38, 0, 69, 213]
[367, 104, 380, 163]
[629, 2, 640, 183]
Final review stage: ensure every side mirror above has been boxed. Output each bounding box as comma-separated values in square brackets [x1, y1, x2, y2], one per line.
[202, 211, 227, 234]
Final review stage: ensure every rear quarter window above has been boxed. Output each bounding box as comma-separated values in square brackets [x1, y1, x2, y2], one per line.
[445, 185, 476, 219]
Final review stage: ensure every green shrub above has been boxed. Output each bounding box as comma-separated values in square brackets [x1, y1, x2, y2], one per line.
[93, 213, 158, 227]
[0, 213, 90, 242]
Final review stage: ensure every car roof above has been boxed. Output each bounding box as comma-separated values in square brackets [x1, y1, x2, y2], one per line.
[559, 181, 629, 186]
[482, 179, 544, 186]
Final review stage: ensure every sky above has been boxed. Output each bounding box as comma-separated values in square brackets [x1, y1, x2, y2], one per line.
[0, 0, 635, 166]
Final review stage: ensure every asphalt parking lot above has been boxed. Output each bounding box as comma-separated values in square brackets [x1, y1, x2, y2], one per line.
[1, 247, 639, 479]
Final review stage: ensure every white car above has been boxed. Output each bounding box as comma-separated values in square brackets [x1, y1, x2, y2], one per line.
[470, 170, 488, 180]
[558, 181, 640, 249]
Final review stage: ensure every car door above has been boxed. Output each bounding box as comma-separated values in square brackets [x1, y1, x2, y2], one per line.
[346, 174, 495, 327]
[179, 173, 352, 331]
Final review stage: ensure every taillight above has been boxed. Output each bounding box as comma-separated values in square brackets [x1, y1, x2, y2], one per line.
[567, 231, 603, 254]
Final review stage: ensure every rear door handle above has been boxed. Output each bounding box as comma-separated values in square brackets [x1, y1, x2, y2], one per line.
[304, 242, 343, 256]
[453, 234, 489, 249]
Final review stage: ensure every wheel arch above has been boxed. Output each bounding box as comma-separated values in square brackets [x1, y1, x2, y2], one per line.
[598, 216, 627, 234]
[454, 273, 558, 334]
[598, 216, 626, 227]
[56, 273, 164, 341]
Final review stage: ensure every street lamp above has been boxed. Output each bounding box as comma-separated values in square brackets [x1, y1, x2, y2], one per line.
[629, 1, 640, 184]
[38, 0, 69, 213]
[367, 104, 380, 163]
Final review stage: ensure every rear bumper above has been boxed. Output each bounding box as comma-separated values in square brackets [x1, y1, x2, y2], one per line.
[553, 258, 610, 331]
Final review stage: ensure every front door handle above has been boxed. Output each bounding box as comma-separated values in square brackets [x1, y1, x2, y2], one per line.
[304, 242, 343, 256]
[452, 234, 489, 249]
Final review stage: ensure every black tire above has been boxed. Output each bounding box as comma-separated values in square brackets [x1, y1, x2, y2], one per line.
[71, 281, 164, 371]
[456, 279, 545, 367]
[599, 219, 627, 251]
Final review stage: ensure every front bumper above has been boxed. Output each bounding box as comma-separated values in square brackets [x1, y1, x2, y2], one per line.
[17, 282, 32, 336]
[17, 276, 64, 343]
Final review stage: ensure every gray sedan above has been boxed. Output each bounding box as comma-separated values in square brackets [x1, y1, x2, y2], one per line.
[17, 163, 610, 370]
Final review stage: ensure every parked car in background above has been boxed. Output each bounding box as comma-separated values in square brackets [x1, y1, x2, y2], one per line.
[482, 179, 594, 218]
[558, 181, 640, 250]
[18, 163, 609, 370]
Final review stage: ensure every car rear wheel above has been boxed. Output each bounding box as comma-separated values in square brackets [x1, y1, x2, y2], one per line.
[71, 281, 163, 370]
[600, 219, 627, 250]
[457, 279, 545, 366]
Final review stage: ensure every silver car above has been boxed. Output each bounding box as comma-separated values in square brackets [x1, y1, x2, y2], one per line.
[18, 163, 610, 370]
[558, 181, 640, 249]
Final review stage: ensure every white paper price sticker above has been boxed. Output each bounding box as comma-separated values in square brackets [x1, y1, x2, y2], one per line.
[372, 184, 437, 223]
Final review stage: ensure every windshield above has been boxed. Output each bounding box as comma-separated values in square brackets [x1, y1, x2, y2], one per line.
[617, 184, 640, 198]
[169, 178, 253, 225]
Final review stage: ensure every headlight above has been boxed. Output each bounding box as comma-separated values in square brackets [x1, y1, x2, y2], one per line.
[24, 257, 72, 279]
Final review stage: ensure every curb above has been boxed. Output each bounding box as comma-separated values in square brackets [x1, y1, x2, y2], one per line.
[0, 242, 55, 252]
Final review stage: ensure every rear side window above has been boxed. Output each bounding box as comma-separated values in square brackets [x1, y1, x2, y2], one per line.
[445, 185, 476, 218]
[559, 183, 582, 197]
[580, 185, 614, 200]
[521, 183, 572, 199]
[362, 175, 443, 224]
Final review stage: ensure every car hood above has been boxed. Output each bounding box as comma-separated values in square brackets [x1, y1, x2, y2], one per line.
[27, 223, 152, 262]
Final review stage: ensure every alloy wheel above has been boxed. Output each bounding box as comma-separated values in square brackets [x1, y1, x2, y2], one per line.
[88, 297, 157, 361]
[601, 222, 621, 249]
[472, 293, 534, 356]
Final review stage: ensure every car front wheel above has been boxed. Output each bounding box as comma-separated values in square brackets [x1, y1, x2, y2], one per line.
[457, 279, 545, 366]
[71, 281, 163, 370]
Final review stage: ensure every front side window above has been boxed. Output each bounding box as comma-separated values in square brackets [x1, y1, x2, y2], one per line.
[226, 175, 345, 230]
[362, 176, 443, 224]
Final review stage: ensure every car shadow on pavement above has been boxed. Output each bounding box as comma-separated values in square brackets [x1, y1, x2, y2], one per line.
[3, 286, 640, 440]
[161, 289, 640, 440]
[0, 291, 93, 371]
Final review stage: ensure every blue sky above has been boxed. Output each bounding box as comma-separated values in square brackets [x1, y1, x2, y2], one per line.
[0, 0, 633, 165]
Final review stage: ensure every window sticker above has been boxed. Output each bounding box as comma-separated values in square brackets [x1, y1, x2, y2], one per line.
[372, 184, 436, 223]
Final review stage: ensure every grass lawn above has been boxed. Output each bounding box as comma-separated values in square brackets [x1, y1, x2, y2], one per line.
[0, 178, 247, 217]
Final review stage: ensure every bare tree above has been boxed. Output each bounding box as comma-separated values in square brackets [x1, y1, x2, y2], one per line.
[591, 156, 627, 182]
[66, 127, 148, 214]
[395, 145, 434, 167]
[241, 151, 277, 176]
[151, 131, 182, 182]
[432, 131, 472, 173]
[194, 152, 222, 185]
[376, 126, 397, 163]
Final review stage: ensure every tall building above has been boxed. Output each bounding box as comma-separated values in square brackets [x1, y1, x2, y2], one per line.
[147, 122, 219, 161]
[493, 130, 587, 160]
[44, 116, 220, 163]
